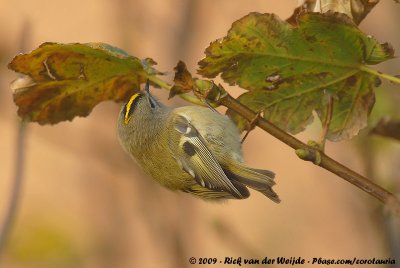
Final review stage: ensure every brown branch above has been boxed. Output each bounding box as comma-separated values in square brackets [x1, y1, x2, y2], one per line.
[0, 121, 27, 256]
[0, 20, 30, 259]
[370, 117, 400, 142]
[152, 73, 399, 212]
[218, 93, 400, 213]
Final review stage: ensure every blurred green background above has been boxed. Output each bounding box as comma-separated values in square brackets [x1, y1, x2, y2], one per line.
[0, 1, 399, 267]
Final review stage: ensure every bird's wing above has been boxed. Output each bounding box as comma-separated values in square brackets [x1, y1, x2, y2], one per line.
[169, 114, 246, 199]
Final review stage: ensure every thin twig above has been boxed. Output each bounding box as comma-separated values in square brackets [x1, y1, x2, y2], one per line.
[241, 111, 262, 144]
[0, 121, 27, 256]
[147, 75, 204, 105]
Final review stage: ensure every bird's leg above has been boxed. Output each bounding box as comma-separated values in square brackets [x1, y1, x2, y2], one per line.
[241, 111, 262, 144]
[202, 99, 219, 113]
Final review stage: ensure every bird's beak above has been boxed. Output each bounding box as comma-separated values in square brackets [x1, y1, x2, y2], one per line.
[143, 80, 161, 108]
[144, 79, 150, 94]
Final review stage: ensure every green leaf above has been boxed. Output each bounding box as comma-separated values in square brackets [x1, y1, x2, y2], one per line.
[8, 42, 153, 124]
[198, 12, 394, 141]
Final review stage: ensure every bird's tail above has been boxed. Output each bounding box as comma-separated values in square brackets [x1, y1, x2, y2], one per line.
[224, 163, 280, 203]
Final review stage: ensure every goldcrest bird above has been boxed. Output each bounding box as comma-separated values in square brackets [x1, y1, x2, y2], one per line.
[117, 82, 280, 203]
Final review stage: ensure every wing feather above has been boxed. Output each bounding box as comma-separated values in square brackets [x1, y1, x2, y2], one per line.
[170, 114, 245, 199]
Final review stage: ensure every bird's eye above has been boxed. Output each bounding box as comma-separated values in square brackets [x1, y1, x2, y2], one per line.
[124, 93, 142, 124]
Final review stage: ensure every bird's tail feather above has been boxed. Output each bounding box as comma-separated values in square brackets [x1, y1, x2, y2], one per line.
[224, 164, 280, 203]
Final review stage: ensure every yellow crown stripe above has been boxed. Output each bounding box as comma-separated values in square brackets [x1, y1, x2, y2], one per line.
[124, 93, 141, 124]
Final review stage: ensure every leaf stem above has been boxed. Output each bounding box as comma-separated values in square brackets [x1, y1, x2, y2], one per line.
[147, 75, 172, 90]
[319, 95, 334, 151]
[360, 66, 400, 84]
[147, 75, 207, 106]
[219, 93, 400, 213]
